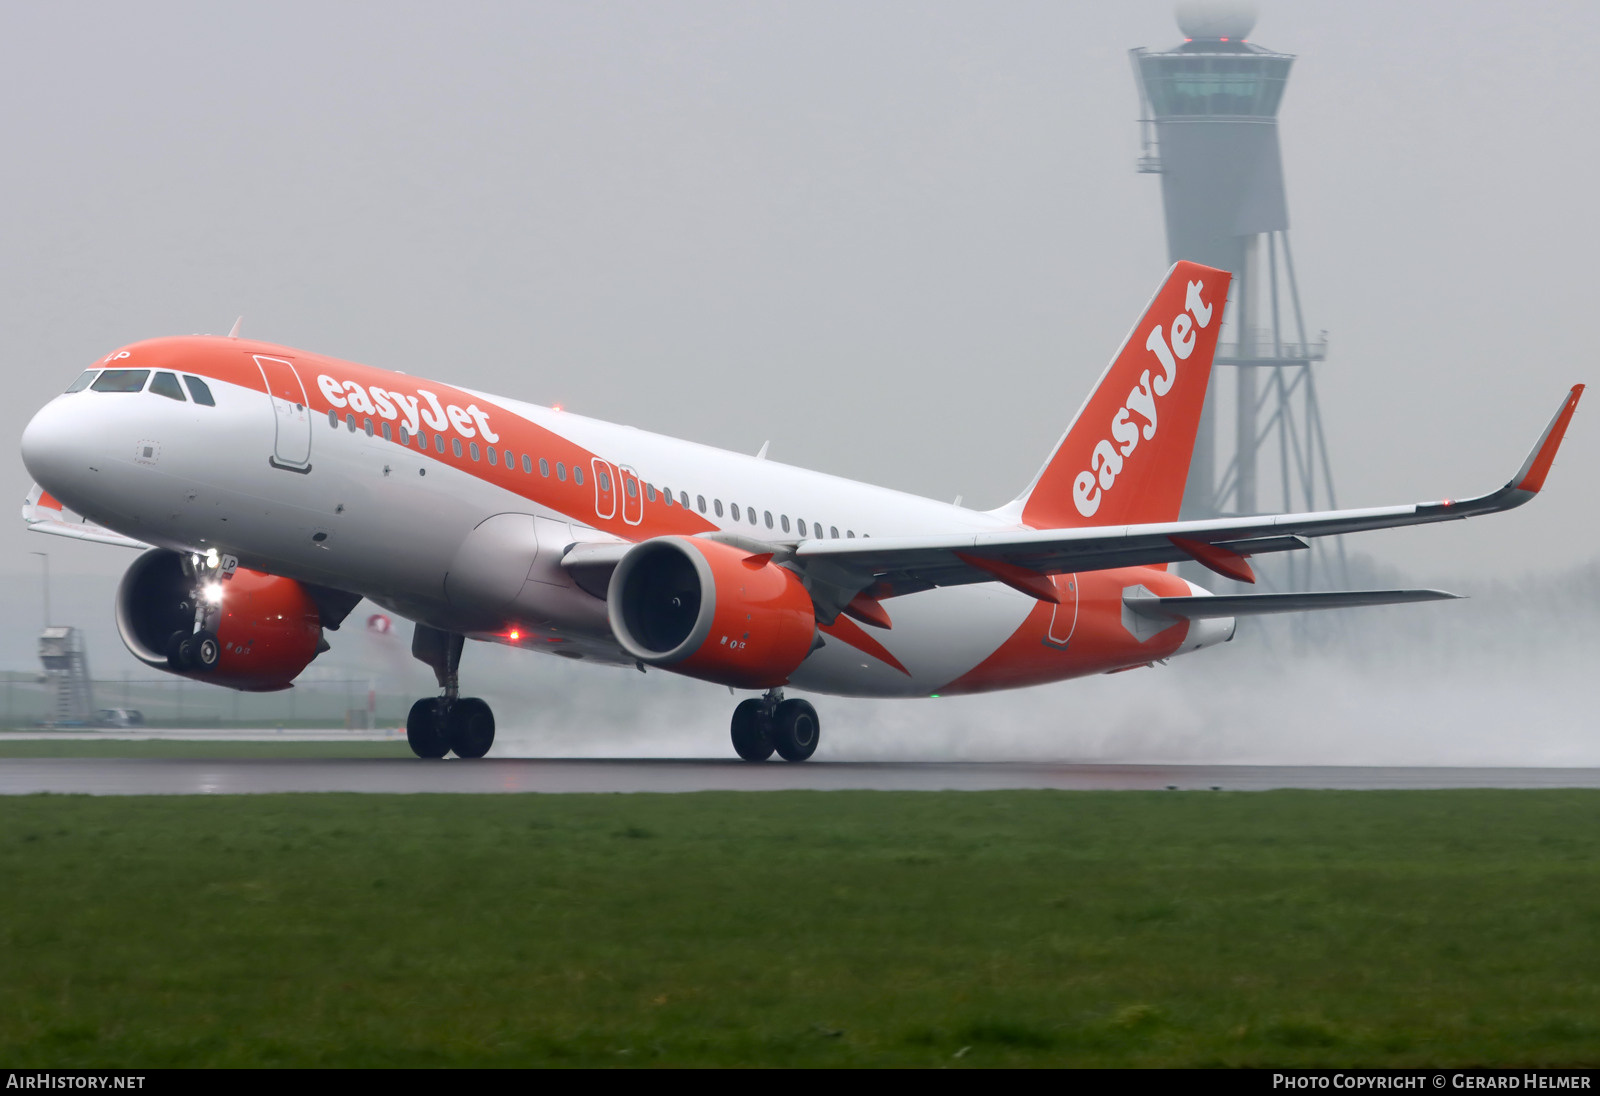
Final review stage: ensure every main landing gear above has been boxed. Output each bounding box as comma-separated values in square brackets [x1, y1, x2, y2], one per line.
[406, 625, 496, 759]
[731, 689, 819, 763]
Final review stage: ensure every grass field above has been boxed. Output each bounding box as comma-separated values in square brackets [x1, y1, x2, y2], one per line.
[0, 739, 412, 759]
[1, 790, 1598, 1067]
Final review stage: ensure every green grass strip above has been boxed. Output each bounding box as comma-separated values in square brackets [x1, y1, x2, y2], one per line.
[1, 790, 1597, 1067]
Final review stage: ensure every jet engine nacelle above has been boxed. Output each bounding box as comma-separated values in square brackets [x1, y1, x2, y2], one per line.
[115, 549, 322, 692]
[607, 536, 817, 689]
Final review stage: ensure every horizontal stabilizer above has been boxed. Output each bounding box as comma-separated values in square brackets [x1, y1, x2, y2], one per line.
[1124, 588, 1462, 620]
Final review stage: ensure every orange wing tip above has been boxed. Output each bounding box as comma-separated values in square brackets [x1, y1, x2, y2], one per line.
[1168, 536, 1257, 584]
[1514, 384, 1584, 494]
[955, 552, 1062, 604]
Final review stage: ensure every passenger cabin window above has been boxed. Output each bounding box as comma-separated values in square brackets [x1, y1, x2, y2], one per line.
[486, 446, 497, 466]
[504, 449, 513, 467]
[452, 438, 463, 457]
[346, 414, 358, 432]
[598, 471, 611, 492]
[662, 486, 673, 505]
[765, 511, 774, 529]
[714, 499, 723, 517]
[469, 441, 479, 460]
[814, 522, 823, 539]
[382, 422, 392, 442]
[573, 466, 584, 486]
[183, 376, 215, 406]
[523, 455, 533, 474]
[625, 478, 637, 498]
[696, 495, 706, 513]
[730, 503, 740, 521]
[399, 426, 410, 444]
[681, 491, 690, 509]
[539, 458, 549, 476]
[150, 372, 186, 402]
[646, 484, 657, 502]
[91, 369, 150, 393]
[66, 371, 98, 393]
[556, 462, 567, 481]
[830, 526, 839, 539]
[434, 434, 445, 453]
[847, 530, 855, 538]
[365, 418, 375, 437]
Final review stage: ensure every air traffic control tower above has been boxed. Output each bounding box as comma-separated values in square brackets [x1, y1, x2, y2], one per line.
[1132, 2, 1343, 587]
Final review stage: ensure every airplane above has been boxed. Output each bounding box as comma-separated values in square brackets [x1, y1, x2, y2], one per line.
[19, 261, 1583, 761]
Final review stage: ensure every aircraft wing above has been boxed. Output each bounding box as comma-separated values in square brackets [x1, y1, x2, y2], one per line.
[794, 384, 1584, 601]
[22, 483, 149, 550]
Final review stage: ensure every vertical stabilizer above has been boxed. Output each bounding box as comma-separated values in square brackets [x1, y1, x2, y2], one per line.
[1014, 261, 1230, 530]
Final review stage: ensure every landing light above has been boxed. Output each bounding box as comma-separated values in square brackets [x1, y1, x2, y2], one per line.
[509, 630, 520, 641]
[202, 582, 225, 605]
[204, 548, 220, 568]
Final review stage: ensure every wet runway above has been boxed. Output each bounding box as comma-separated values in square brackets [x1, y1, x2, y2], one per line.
[3, 758, 1600, 795]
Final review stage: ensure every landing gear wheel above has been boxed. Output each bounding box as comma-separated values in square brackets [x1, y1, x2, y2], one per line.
[771, 698, 820, 762]
[731, 699, 775, 762]
[447, 697, 496, 759]
[166, 631, 192, 672]
[406, 698, 451, 759]
[191, 630, 220, 672]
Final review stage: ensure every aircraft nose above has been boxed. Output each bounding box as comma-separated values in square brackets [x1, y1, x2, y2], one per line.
[21, 397, 84, 493]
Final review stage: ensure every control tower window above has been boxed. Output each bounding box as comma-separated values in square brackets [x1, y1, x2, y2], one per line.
[91, 370, 150, 393]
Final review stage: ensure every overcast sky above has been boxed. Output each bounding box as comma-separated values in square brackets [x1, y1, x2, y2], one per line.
[5, 0, 1597, 602]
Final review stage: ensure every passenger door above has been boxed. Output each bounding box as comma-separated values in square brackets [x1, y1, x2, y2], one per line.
[254, 355, 312, 471]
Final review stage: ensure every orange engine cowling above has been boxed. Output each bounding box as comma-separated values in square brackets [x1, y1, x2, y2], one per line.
[607, 536, 817, 689]
[115, 549, 323, 692]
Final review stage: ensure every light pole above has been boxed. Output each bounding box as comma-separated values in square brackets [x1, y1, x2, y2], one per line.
[29, 551, 50, 629]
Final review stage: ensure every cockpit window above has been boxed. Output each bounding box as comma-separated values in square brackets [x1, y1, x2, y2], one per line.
[150, 372, 187, 402]
[65, 370, 98, 393]
[183, 375, 216, 406]
[91, 369, 151, 393]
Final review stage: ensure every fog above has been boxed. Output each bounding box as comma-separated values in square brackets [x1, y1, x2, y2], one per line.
[3, 2, 1597, 763]
[6, 553, 1596, 765]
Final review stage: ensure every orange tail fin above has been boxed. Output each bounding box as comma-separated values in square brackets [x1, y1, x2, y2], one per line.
[1014, 261, 1231, 529]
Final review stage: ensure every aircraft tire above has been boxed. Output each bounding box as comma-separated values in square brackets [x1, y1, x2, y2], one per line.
[191, 630, 221, 671]
[447, 697, 496, 759]
[730, 699, 775, 762]
[771, 698, 819, 762]
[406, 698, 451, 759]
[166, 631, 193, 672]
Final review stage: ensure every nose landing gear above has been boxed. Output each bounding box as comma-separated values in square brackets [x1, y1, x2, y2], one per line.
[407, 624, 497, 759]
[730, 689, 819, 762]
[166, 551, 232, 674]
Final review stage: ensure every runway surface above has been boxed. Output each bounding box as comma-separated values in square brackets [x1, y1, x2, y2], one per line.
[4, 758, 1600, 795]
